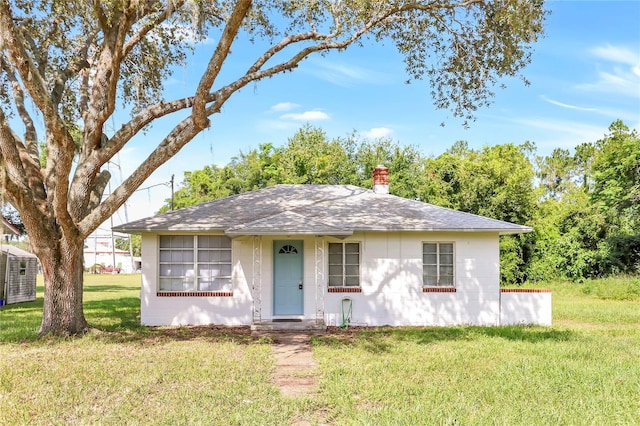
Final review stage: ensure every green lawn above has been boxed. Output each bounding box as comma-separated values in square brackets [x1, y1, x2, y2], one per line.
[1, 275, 639, 425]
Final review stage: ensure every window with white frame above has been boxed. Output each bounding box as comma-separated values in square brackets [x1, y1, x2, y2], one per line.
[423, 242, 454, 286]
[159, 235, 232, 292]
[328, 242, 360, 287]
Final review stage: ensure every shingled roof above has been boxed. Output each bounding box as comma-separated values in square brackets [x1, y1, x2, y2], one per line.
[114, 184, 531, 236]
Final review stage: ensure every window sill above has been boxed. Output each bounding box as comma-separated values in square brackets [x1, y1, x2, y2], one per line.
[157, 291, 233, 297]
[501, 288, 551, 293]
[422, 287, 456, 293]
[328, 287, 362, 293]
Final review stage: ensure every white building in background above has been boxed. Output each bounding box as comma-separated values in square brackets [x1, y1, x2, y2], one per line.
[84, 227, 140, 273]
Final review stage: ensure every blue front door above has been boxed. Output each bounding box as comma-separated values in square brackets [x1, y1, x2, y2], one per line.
[273, 240, 304, 315]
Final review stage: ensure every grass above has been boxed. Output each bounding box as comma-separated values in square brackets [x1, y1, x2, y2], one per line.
[0, 274, 145, 342]
[1, 275, 639, 424]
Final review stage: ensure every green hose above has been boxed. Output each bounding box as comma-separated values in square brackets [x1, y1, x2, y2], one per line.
[340, 297, 352, 329]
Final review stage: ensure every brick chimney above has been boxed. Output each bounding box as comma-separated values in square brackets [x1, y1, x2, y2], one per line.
[372, 165, 389, 194]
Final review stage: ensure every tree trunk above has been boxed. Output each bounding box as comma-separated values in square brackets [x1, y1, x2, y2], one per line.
[38, 241, 89, 336]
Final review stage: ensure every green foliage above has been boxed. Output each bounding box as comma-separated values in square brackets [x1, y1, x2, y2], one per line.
[591, 120, 640, 232]
[500, 235, 527, 285]
[423, 141, 536, 225]
[527, 120, 640, 282]
[528, 188, 608, 281]
[536, 147, 576, 199]
[162, 126, 427, 210]
[115, 235, 141, 257]
[601, 235, 640, 276]
[280, 126, 349, 184]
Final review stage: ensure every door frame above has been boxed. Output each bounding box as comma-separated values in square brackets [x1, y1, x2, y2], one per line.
[272, 240, 304, 316]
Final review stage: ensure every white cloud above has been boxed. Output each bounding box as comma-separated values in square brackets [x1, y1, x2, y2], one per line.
[363, 127, 393, 138]
[577, 44, 640, 99]
[577, 68, 640, 98]
[590, 44, 639, 66]
[269, 102, 300, 112]
[540, 96, 598, 112]
[280, 111, 330, 121]
[513, 117, 610, 147]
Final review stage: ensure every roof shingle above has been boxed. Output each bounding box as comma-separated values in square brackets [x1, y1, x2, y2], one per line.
[113, 184, 532, 235]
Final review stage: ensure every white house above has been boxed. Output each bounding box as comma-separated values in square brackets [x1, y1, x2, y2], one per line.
[84, 228, 138, 273]
[113, 166, 551, 329]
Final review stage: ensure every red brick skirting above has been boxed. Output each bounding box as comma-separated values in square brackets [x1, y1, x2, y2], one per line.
[501, 288, 551, 293]
[328, 287, 362, 293]
[157, 291, 234, 297]
[423, 287, 457, 293]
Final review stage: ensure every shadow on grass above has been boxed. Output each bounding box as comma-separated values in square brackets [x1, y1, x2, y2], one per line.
[84, 285, 141, 293]
[2, 275, 258, 345]
[315, 325, 575, 353]
[0, 294, 258, 346]
[90, 324, 256, 346]
[0, 298, 44, 343]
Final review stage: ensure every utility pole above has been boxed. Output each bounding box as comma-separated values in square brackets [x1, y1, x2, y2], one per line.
[171, 174, 175, 211]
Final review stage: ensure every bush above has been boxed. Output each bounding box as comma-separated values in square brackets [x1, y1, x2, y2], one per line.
[601, 235, 640, 276]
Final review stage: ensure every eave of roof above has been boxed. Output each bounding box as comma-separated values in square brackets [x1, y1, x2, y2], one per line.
[1, 217, 22, 235]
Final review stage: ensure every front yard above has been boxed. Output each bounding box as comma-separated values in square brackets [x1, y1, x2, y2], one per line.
[1, 275, 638, 424]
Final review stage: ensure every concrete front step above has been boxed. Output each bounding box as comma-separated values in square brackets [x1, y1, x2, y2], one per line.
[251, 319, 327, 332]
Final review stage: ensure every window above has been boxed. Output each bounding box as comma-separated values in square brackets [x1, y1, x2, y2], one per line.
[19, 261, 27, 276]
[423, 242, 454, 286]
[328, 242, 360, 287]
[279, 245, 298, 254]
[159, 235, 232, 292]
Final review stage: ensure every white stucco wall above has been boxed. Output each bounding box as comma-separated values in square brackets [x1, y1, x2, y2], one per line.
[139, 233, 253, 326]
[139, 231, 550, 327]
[323, 232, 501, 327]
[500, 290, 552, 326]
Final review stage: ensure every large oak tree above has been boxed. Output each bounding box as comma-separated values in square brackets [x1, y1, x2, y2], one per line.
[0, 0, 547, 336]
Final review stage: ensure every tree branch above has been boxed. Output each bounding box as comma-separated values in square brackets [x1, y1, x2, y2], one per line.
[122, 0, 185, 57]
[78, 28, 99, 118]
[90, 0, 109, 33]
[51, 29, 94, 108]
[81, 5, 136, 163]
[0, 0, 77, 238]
[192, 0, 252, 130]
[69, 94, 209, 221]
[0, 57, 39, 163]
[78, 115, 200, 236]
[0, 110, 47, 218]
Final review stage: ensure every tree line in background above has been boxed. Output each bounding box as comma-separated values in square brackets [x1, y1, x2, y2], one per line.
[159, 120, 639, 285]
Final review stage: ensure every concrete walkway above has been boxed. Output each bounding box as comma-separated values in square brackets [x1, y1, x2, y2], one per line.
[254, 332, 322, 398]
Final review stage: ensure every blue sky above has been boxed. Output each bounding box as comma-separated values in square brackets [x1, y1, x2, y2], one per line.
[115, 1, 640, 223]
